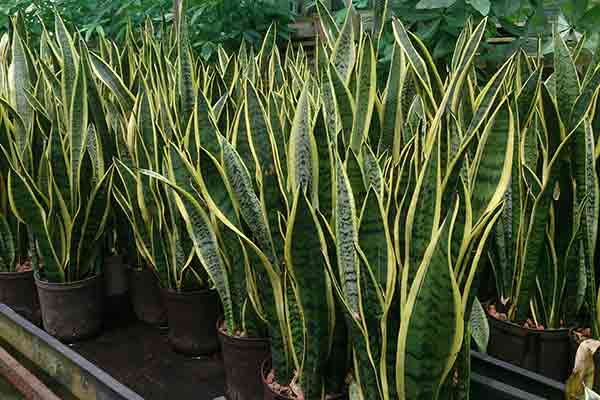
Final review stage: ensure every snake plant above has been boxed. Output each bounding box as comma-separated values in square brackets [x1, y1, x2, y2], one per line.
[0, 28, 30, 273]
[1, 15, 114, 283]
[487, 27, 600, 333]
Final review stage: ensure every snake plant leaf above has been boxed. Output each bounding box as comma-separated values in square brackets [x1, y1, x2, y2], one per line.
[196, 89, 221, 158]
[332, 5, 356, 84]
[55, 13, 78, 118]
[470, 103, 514, 223]
[316, 0, 339, 48]
[585, 387, 600, 400]
[89, 52, 135, 112]
[198, 147, 238, 225]
[335, 155, 360, 315]
[446, 18, 487, 112]
[392, 18, 434, 107]
[69, 63, 89, 211]
[381, 43, 405, 161]
[81, 44, 114, 166]
[358, 189, 391, 292]
[233, 105, 257, 181]
[76, 167, 113, 277]
[513, 131, 576, 321]
[285, 274, 305, 374]
[517, 67, 543, 131]
[465, 57, 513, 138]
[289, 85, 318, 205]
[176, 3, 194, 128]
[469, 297, 489, 353]
[354, 245, 384, 400]
[162, 147, 235, 334]
[245, 82, 275, 179]
[553, 26, 580, 129]
[582, 120, 599, 334]
[347, 151, 366, 214]
[351, 36, 376, 153]
[221, 139, 279, 268]
[0, 214, 15, 271]
[0, 97, 29, 163]
[328, 63, 355, 149]
[562, 197, 588, 325]
[404, 136, 438, 294]
[8, 171, 62, 281]
[286, 191, 330, 400]
[398, 214, 464, 400]
[314, 109, 333, 221]
[220, 224, 247, 332]
[361, 145, 383, 198]
[269, 93, 289, 177]
[9, 30, 32, 157]
[571, 65, 600, 129]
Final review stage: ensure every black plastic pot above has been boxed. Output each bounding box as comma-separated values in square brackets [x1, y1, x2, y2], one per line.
[487, 316, 571, 381]
[218, 323, 270, 400]
[35, 273, 104, 342]
[0, 269, 39, 323]
[104, 255, 129, 319]
[162, 288, 220, 356]
[260, 358, 347, 400]
[128, 267, 166, 326]
[471, 350, 565, 399]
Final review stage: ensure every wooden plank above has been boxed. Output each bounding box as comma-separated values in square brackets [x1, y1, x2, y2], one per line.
[0, 346, 61, 400]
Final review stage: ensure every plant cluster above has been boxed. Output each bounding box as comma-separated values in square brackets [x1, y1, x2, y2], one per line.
[2, 0, 600, 398]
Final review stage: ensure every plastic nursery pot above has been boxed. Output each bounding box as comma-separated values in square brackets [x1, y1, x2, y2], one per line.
[162, 288, 220, 356]
[0, 269, 39, 324]
[261, 358, 348, 400]
[104, 255, 128, 298]
[218, 321, 270, 400]
[104, 255, 129, 319]
[128, 267, 166, 326]
[487, 316, 571, 382]
[35, 273, 104, 342]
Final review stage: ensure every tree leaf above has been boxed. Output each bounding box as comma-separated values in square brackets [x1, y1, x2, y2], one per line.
[416, 0, 457, 10]
[467, 0, 490, 16]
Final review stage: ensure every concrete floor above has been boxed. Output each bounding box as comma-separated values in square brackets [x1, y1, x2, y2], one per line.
[70, 299, 227, 400]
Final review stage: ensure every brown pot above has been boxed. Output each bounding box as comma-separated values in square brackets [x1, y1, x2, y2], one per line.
[487, 316, 571, 381]
[218, 322, 270, 400]
[162, 288, 220, 356]
[0, 269, 39, 324]
[128, 267, 166, 326]
[260, 358, 347, 400]
[35, 273, 104, 342]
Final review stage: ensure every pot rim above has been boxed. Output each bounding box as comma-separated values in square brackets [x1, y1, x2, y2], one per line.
[0, 269, 34, 279]
[487, 314, 572, 334]
[35, 272, 102, 291]
[161, 287, 215, 297]
[216, 319, 270, 343]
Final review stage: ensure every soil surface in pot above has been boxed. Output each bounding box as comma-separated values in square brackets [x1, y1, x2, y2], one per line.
[262, 361, 347, 400]
[14, 260, 32, 273]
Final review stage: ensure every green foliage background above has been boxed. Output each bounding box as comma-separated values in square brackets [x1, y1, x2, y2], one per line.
[0, 0, 296, 60]
[2, 0, 600, 63]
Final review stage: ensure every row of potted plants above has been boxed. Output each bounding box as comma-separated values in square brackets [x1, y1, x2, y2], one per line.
[1, 1, 600, 399]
